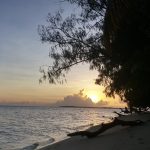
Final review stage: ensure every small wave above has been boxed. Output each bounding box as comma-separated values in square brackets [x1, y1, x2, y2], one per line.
[13, 143, 39, 150]
[22, 143, 39, 150]
[63, 123, 93, 132]
[37, 138, 55, 148]
[14, 138, 55, 150]
[75, 124, 93, 130]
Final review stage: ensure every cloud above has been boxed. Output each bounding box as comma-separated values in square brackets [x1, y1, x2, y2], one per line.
[51, 90, 108, 107]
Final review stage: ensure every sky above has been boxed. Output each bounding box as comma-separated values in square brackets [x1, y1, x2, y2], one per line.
[0, 0, 126, 107]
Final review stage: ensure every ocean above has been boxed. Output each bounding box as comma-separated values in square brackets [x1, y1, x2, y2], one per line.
[0, 106, 118, 150]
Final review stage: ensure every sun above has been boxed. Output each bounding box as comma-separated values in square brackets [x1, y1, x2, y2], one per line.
[84, 90, 101, 103]
[88, 94, 99, 103]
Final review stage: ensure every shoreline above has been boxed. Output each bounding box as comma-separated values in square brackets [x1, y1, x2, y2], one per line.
[38, 113, 150, 150]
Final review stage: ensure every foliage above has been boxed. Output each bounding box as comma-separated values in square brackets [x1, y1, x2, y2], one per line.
[38, 0, 150, 108]
[100, 0, 150, 108]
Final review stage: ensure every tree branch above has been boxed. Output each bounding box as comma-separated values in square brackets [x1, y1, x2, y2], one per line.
[52, 58, 89, 73]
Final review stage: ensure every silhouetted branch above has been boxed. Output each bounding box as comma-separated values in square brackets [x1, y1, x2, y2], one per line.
[52, 59, 88, 73]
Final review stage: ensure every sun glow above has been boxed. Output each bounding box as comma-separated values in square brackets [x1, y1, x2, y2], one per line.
[85, 90, 101, 103]
[89, 94, 99, 103]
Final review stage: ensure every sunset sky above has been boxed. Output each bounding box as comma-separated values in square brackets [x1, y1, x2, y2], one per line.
[0, 0, 125, 107]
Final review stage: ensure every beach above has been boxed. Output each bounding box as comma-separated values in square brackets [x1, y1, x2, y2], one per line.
[38, 113, 150, 150]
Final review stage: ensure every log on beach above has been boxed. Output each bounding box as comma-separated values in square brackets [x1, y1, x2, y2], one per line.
[67, 117, 143, 138]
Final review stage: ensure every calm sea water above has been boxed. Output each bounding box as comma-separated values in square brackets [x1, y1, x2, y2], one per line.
[0, 106, 118, 150]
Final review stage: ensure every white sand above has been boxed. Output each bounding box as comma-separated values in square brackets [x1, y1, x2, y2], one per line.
[38, 113, 150, 150]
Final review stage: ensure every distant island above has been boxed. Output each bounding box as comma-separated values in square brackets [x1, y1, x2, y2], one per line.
[59, 106, 120, 109]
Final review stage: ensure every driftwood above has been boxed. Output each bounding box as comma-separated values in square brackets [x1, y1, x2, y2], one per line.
[113, 111, 126, 116]
[120, 107, 131, 114]
[67, 118, 143, 138]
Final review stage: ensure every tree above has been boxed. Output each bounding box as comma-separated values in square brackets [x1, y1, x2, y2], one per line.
[100, 0, 150, 109]
[38, 0, 150, 109]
